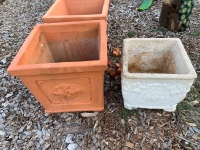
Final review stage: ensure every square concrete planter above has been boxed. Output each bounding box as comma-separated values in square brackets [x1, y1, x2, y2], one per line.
[42, 0, 110, 23]
[122, 38, 197, 112]
[7, 20, 107, 113]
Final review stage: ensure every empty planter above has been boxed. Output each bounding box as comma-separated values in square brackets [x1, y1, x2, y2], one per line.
[122, 38, 197, 112]
[7, 20, 107, 113]
[42, 0, 110, 23]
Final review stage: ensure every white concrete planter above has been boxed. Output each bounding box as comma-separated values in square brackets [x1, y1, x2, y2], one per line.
[122, 38, 197, 112]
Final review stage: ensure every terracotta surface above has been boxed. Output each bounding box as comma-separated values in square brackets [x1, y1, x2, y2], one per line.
[7, 20, 107, 113]
[42, 0, 110, 23]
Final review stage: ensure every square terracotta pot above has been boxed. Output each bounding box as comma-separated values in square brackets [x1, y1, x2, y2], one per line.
[42, 0, 110, 23]
[7, 20, 107, 113]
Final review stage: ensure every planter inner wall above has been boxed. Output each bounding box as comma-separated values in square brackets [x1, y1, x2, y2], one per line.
[18, 24, 100, 65]
[126, 40, 190, 74]
[49, 0, 104, 15]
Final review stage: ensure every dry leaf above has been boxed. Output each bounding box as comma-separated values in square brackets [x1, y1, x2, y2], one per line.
[112, 48, 122, 57]
[115, 62, 121, 68]
[108, 68, 117, 78]
[125, 141, 134, 148]
[117, 67, 121, 75]
[108, 60, 113, 66]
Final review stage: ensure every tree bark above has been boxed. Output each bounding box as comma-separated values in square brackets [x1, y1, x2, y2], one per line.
[159, 0, 182, 31]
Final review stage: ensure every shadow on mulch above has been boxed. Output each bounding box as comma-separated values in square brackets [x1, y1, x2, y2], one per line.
[0, 0, 5, 5]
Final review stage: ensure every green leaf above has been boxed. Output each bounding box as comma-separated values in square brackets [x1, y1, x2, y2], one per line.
[137, 0, 154, 11]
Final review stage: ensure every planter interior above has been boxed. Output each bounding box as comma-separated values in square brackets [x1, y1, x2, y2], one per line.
[128, 43, 182, 74]
[54, 0, 104, 15]
[122, 38, 197, 112]
[20, 24, 100, 65]
[8, 21, 107, 113]
[42, 0, 110, 22]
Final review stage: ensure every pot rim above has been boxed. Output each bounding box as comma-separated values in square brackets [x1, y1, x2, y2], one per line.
[7, 20, 107, 76]
[122, 38, 197, 80]
[42, 0, 110, 21]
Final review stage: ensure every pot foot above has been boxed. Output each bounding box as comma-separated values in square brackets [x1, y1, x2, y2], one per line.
[163, 105, 177, 112]
[124, 105, 138, 110]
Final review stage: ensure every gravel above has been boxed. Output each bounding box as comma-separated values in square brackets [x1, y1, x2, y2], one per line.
[0, 0, 200, 149]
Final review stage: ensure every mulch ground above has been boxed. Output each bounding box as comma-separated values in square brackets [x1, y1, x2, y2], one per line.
[0, 0, 200, 149]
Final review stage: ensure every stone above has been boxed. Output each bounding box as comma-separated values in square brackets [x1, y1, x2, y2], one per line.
[80, 112, 98, 117]
[65, 134, 74, 144]
[67, 143, 78, 150]
[1, 113, 6, 118]
[121, 119, 125, 125]
[121, 38, 197, 112]
[5, 93, 13, 98]
[0, 130, 5, 136]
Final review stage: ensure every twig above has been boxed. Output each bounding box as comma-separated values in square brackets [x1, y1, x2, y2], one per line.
[3, 115, 15, 129]
[93, 120, 98, 130]
[176, 136, 199, 146]
[60, 139, 66, 150]
[189, 51, 200, 56]
[158, 121, 170, 128]
[140, 137, 146, 147]
[108, 107, 117, 113]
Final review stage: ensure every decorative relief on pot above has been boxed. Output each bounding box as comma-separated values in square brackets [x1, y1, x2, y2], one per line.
[49, 83, 86, 100]
[140, 88, 167, 103]
[37, 78, 92, 104]
[122, 79, 193, 108]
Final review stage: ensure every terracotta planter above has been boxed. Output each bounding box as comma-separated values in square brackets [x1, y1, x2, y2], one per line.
[122, 38, 197, 112]
[7, 20, 107, 113]
[42, 0, 110, 23]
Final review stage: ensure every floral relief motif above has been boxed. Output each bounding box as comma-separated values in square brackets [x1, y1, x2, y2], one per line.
[49, 83, 85, 101]
[140, 88, 167, 103]
[122, 78, 193, 110]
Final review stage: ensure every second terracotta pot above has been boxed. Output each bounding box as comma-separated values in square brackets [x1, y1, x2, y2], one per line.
[42, 0, 110, 23]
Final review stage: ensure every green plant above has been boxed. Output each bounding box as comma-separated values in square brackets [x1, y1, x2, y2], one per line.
[119, 107, 139, 122]
[191, 30, 200, 36]
[127, 31, 135, 38]
[176, 93, 200, 129]
[176, 55, 200, 129]
[156, 26, 169, 35]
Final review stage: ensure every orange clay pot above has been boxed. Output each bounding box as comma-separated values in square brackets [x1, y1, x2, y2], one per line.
[42, 0, 110, 23]
[7, 20, 107, 113]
